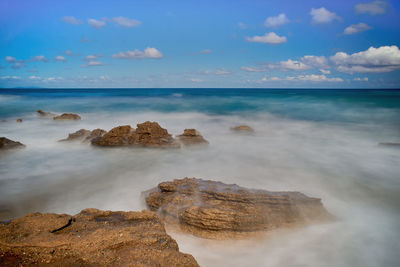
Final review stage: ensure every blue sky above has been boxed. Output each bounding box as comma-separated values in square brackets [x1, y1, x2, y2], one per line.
[1, 0, 400, 88]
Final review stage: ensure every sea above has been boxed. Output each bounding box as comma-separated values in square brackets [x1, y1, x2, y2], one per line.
[0, 88, 399, 267]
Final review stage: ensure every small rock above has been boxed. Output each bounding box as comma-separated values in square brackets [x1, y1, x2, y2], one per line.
[0, 137, 25, 150]
[16, 118, 23, 123]
[37, 110, 55, 117]
[177, 129, 208, 146]
[231, 125, 254, 132]
[378, 142, 400, 147]
[53, 113, 81, 121]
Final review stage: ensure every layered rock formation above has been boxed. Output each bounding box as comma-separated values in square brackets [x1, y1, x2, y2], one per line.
[0, 208, 199, 266]
[0, 137, 25, 150]
[92, 121, 180, 148]
[145, 178, 330, 239]
[177, 129, 208, 146]
[231, 125, 254, 132]
[59, 129, 106, 143]
[53, 113, 81, 121]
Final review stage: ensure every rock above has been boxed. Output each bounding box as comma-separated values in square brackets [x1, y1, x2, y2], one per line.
[92, 122, 180, 148]
[177, 129, 208, 146]
[16, 119, 22, 123]
[59, 129, 92, 142]
[53, 113, 81, 121]
[37, 110, 55, 117]
[84, 128, 107, 143]
[145, 178, 330, 239]
[0, 208, 199, 267]
[92, 125, 136, 146]
[231, 125, 254, 132]
[378, 142, 400, 147]
[0, 137, 25, 150]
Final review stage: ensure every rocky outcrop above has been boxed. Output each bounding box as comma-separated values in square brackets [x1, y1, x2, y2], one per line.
[53, 113, 81, 121]
[231, 125, 254, 132]
[0, 208, 199, 267]
[177, 129, 208, 146]
[59, 129, 106, 143]
[37, 110, 55, 117]
[0, 137, 25, 150]
[92, 121, 180, 148]
[145, 178, 330, 239]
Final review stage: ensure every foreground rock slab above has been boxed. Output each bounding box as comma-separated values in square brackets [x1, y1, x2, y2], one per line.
[53, 113, 81, 121]
[0, 208, 199, 267]
[0, 137, 25, 150]
[177, 129, 208, 146]
[92, 121, 180, 148]
[145, 178, 330, 239]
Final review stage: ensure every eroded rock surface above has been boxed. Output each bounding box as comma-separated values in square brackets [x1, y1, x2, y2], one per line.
[53, 113, 81, 121]
[177, 129, 208, 146]
[145, 178, 330, 239]
[59, 129, 106, 143]
[92, 121, 180, 148]
[231, 125, 254, 132]
[0, 208, 199, 267]
[0, 137, 25, 150]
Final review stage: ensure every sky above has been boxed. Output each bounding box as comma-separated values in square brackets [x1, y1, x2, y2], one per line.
[0, 0, 400, 88]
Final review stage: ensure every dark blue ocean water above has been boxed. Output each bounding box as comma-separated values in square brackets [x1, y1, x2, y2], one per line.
[1, 89, 400, 125]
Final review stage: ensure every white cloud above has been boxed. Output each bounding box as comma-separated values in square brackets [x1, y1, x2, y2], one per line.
[54, 56, 66, 62]
[320, 69, 331, 74]
[112, 17, 141, 27]
[272, 59, 311, 71]
[238, 22, 247, 29]
[344, 23, 371, 35]
[112, 47, 163, 59]
[30, 55, 48, 62]
[310, 7, 341, 23]
[199, 49, 212, 54]
[301, 55, 329, 68]
[246, 32, 287, 44]
[287, 74, 343, 82]
[0, 76, 21, 80]
[82, 61, 104, 67]
[331, 45, 400, 73]
[264, 13, 289, 28]
[88, 19, 106, 29]
[5, 56, 17, 63]
[241, 66, 266, 72]
[355, 1, 387, 15]
[61, 16, 82, 25]
[84, 55, 102, 61]
[29, 75, 41, 80]
[215, 69, 231, 75]
[354, 77, 369, 81]
[66, 50, 73, 56]
[190, 78, 203, 82]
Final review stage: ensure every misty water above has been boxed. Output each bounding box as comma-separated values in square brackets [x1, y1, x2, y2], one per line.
[0, 89, 399, 267]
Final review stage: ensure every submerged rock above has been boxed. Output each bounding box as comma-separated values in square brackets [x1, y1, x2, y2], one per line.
[37, 110, 56, 117]
[53, 113, 81, 121]
[59, 128, 106, 143]
[231, 125, 254, 132]
[145, 178, 330, 239]
[0, 208, 199, 267]
[92, 121, 180, 148]
[0, 137, 25, 150]
[378, 142, 400, 147]
[177, 129, 208, 146]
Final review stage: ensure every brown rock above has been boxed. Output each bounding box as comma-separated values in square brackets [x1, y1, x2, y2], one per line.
[37, 110, 55, 117]
[92, 122, 180, 148]
[135, 121, 180, 148]
[53, 113, 81, 121]
[92, 125, 136, 146]
[0, 208, 199, 267]
[0, 137, 25, 150]
[16, 119, 22, 123]
[83, 128, 107, 143]
[145, 178, 330, 239]
[177, 129, 208, 146]
[231, 125, 254, 132]
[378, 142, 400, 147]
[59, 129, 92, 142]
